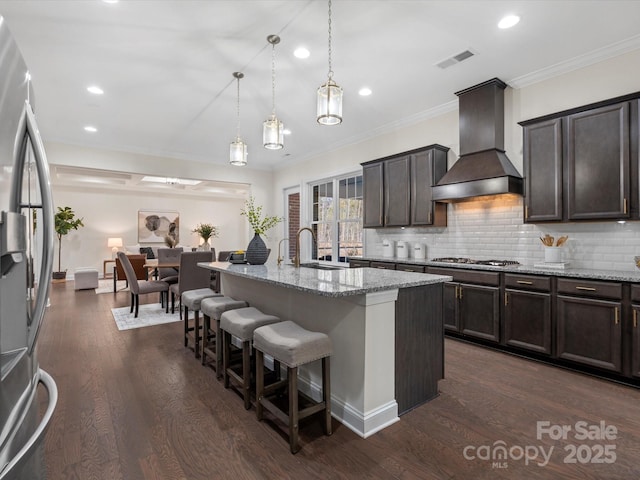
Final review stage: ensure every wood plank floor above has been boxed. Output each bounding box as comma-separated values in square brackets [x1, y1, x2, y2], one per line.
[36, 281, 640, 479]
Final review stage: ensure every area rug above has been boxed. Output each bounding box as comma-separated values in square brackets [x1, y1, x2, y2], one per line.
[111, 303, 181, 331]
[95, 279, 128, 294]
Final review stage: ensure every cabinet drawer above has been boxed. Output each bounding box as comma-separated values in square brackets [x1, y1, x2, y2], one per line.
[396, 263, 425, 273]
[427, 267, 500, 286]
[504, 274, 550, 292]
[557, 278, 622, 300]
[370, 261, 396, 270]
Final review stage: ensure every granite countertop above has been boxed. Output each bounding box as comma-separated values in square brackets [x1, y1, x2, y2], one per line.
[357, 256, 640, 283]
[198, 261, 452, 298]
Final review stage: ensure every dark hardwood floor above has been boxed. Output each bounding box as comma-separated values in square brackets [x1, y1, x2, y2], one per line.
[36, 281, 640, 479]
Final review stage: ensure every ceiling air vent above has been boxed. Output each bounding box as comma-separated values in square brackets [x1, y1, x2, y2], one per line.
[436, 49, 476, 69]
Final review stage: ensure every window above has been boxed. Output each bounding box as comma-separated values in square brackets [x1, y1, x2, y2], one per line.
[310, 173, 363, 264]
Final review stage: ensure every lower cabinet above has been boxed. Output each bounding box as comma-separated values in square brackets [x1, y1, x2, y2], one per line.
[556, 278, 622, 373]
[632, 305, 640, 378]
[503, 274, 552, 355]
[429, 267, 500, 343]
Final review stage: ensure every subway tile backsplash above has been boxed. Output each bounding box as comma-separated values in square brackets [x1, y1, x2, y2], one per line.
[364, 195, 640, 271]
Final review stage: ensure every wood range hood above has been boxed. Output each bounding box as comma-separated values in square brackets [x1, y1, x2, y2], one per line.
[432, 78, 523, 202]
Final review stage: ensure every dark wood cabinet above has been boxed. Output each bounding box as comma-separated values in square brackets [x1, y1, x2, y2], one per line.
[632, 305, 640, 378]
[370, 261, 396, 270]
[384, 155, 411, 226]
[362, 145, 448, 228]
[396, 263, 425, 273]
[556, 278, 622, 373]
[521, 96, 635, 223]
[410, 147, 448, 227]
[566, 102, 630, 220]
[349, 259, 370, 268]
[523, 118, 563, 222]
[503, 274, 552, 355]
[362, 162, 384, 227]
[429, 267, 500, 343]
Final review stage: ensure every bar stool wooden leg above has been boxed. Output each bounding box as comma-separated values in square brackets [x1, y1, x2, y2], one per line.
[223, 330, 231, 388]
[214, 318, 222, 378]
[201, 314, 210, 365]
[289, 367, 299, 454]
[322, 357, 332, 435]
[256, 349, 264, 420]
[241, 340, 251, 409]
[193, 310, 200, 358]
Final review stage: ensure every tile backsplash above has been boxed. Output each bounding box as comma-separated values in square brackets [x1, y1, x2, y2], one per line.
[365, 195, 640, 271]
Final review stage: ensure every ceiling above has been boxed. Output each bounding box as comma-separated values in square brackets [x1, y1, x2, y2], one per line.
[2, 0, 640, 175]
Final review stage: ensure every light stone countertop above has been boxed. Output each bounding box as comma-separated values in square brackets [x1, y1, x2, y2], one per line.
[198, 261, 452, 298]
[357, 256, 640, 283]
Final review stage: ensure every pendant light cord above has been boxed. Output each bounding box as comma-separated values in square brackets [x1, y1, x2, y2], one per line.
[327, 0, 333, 81]
[236, 75, 241, 138]
[271, 42, 277, 115]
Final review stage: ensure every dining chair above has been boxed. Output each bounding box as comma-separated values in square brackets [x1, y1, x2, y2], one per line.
[157, 247, 183, 284]
[113, 253, 147, 292]
[117, 252, 169, 318]
[169, 251, 216, 318]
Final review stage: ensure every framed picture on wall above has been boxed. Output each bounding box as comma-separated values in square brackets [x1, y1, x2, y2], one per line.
[138, 210, 179, 244]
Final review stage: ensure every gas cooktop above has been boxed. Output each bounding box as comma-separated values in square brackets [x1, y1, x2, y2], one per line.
[430, 257, 520, 267]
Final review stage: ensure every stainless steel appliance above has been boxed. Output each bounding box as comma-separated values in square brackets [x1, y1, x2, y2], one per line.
[431, 257, 520, 267]
[0, 18, 57, 480]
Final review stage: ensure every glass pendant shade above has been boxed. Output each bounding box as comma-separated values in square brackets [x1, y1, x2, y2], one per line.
[316, 79, 343, 125]
[229, 137, 247, 166]
[263, 114, 284, 149]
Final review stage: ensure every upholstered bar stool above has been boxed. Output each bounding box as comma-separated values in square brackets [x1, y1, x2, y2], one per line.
[219, 307, 281, 409]
[200, 296, 248, 376]
[182, 288, 222, 357]
[253, 320, 332, 454]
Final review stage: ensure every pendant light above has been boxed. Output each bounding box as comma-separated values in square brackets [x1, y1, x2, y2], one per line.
[316, 0, 343, 125]
[263, 35, 284, 149]
[230, 72, 248, 166]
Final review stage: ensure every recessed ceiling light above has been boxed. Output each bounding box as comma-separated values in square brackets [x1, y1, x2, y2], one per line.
[102, 0, 119, 4]
[84, 126, 97, 133]
[87, 85, 104, 95]
[358, 87, 372, 96]
[293, 47, 310, 59]
[498, 15, 520, 29]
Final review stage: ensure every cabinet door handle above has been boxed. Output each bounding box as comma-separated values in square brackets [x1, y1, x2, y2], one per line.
[575, 286, 597, 292]
[428, 211, 432, 224]
[525, 205, 529, 219]
[624, 198, 628, 214]
[458, 286, 463, 300]
[634, 309, 638, 328]
[504, 292, 509, 306]
[517, 280, 533, 285]
[614, 307, 619, 325]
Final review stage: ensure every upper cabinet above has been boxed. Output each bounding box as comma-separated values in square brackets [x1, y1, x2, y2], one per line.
[362, 145, 449, 228]
[521, 94, 639, 223]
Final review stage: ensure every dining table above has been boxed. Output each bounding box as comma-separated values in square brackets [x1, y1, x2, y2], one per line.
[143, 259, 180, 280]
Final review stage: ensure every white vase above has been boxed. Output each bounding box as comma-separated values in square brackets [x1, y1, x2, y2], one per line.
[199, 240, 211, 251]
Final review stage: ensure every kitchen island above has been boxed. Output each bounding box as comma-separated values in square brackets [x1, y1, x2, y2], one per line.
[198, 261, 451, 438]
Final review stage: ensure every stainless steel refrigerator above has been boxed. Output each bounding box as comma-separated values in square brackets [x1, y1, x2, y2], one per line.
[0, 17, 58, 480]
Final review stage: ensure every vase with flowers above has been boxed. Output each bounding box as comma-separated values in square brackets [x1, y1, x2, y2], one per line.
[240, 196, 282, 265]
[192, 223, 219, 251]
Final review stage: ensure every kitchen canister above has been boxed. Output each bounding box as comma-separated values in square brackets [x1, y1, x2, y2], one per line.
[396, 241, 409, 259]
[382, 239, 394, 257]
[413, 243, 426, 259]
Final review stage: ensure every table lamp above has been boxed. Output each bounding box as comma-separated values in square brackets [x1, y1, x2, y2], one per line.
[108, 237, 123, 259]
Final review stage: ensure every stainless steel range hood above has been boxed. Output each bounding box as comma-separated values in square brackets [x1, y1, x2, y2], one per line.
[432, 78, 523, 202]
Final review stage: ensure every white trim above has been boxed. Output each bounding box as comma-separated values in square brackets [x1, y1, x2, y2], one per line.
[297, 374, 399, 439]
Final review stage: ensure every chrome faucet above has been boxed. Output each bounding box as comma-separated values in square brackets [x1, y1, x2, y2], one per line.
[277, 238, 289, 266]
[293, 227, 316, 267]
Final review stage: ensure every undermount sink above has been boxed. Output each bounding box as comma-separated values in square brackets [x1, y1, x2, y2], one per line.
[299, 263, 344, 271]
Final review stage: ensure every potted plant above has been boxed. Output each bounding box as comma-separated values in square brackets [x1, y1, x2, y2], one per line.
[53, 206, 84, 279]
[240, 196, 282, 265]
[192, 223, 219, 250]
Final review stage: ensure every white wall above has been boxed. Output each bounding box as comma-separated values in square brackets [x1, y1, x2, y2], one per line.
[271, 48, 640, 271]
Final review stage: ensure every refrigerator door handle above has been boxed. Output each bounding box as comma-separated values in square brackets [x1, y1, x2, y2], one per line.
[11, 102, 54, 348]
[0, 369, 58, 480]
